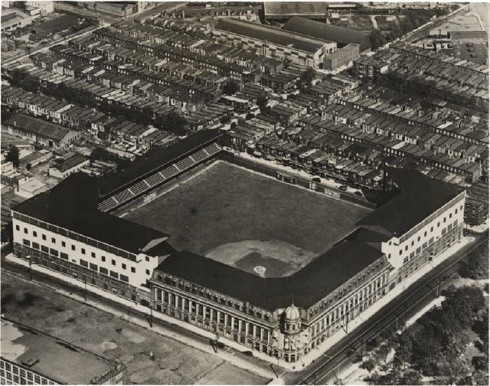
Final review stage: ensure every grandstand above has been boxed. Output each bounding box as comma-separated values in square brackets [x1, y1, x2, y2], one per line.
[97, 132, 222, 212]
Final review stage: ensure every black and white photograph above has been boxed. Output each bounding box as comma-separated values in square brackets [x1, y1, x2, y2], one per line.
[0, 0, 489, 384]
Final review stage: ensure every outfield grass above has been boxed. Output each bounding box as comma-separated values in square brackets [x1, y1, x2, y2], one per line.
[126, 161, 371, 259]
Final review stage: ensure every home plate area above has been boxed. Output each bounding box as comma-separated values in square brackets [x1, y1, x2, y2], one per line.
[205, 239, 317, 278]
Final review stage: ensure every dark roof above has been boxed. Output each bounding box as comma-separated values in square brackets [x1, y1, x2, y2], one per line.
[14, 174, 168, 255]
[32, 14, 79, 35]
[145, 241, 176, 257]
[157, 239, 383, 311]
[5, 113, 74, 142]
[264, 2, 358, 18]
[283, 17, 372, 51]
[358, 167, 463, 236]
[98, 129, 221, 196]
[14, 129, 224, 254]
[214, 19, 335, 53]
[52, 154, 88, 173]
[155, 168, 462, 310]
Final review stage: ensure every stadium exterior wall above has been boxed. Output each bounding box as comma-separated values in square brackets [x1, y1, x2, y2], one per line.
[10, 139, 467, 368]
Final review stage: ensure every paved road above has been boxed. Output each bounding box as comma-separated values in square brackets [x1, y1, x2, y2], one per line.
[286, 230, 488, 384]
[3, 26, 97, 66]
[0, 254, 275, 380]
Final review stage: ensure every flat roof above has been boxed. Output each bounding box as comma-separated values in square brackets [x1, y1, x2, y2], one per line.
[5, 114, 74, 142]
[14, 173, 170, 256]
[214, 19, 335, 53]
[154, 167, 462, 310]
[98, 129, 222, 196]
[0, 319, 123, 385]
[283, 17, 371, 51]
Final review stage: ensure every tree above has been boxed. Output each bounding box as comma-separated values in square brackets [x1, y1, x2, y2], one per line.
[90, 147, 131, 171]
[458, 243, 489, 280]
[257, 94, 269, 114]
[222, 79, 240, 95]
[5, 146, 20, 168]
[155, 111, 188, 136]
[472, 356, 488, 371]
[360, 358, 375, 373]
[399, 369, 424, 385]
[299, 68, 315, 92]
[394, 333, 413, 370]
[369, 30, 387, 50]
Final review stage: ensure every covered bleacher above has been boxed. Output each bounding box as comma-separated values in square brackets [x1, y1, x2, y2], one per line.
[97, 133, 222, 212]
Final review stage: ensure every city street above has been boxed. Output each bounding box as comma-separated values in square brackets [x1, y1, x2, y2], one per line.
[285, 230, 488, 384]
[1, 267, 269, 385]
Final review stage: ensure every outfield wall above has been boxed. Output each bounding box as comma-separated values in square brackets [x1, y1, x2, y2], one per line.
[220, 152, 376, 210]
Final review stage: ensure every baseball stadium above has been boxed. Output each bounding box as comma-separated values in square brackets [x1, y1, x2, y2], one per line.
[12, 130, 466, 367]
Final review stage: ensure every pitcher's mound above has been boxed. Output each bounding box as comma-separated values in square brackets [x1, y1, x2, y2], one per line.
[205, 239, 316, 278]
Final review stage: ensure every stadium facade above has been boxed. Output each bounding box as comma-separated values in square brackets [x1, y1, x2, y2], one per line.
[12, 131, 465, 366]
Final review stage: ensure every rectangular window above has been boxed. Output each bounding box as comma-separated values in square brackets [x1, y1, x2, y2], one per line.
[100, 267, 108, 275]
[24, 228, 28, 234]
[15, 225, 20, 231]
[131, 267, 135, 273]
[122, 263, 126, 270]
[91, 252, 96, 258]
[50, 248, 58, 257]
[42, 234, 46, 240]
[51, 237, 56, 243]
[90, 263, 98, 271]
[23, 239, 30, 246]
[61, 241, 66, 247]
[101, 256, 106, 262]
[60, 252, 68, 260]
[33, 231, 37, 237]
[41, 245, 49, 253]
[111, 259, 116, 266]
[32, 242, 39, 249]
[71, 245, 76, 251]
[120, 274, 129, 282]
[110, 271, 118, 279]
[80, 260, 88, 267]
[145, 269, 150, 275]
[81, 248, 86, 255]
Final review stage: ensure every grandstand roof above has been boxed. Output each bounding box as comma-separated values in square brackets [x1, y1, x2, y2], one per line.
[14, 175, 170, 256]
[154, 167, 463, 310]
[359, 167, 463, 236]
[98, 129, 222, 196]
[282, 17, 372, 51]
[214, 19, 335, 53]
[156, 239, 384, 311]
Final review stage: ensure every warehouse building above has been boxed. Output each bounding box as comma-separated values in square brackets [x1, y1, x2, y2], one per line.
[213, 19, 338, 69]
[0, 319, 125, 384]
[11, 133, 466, 366]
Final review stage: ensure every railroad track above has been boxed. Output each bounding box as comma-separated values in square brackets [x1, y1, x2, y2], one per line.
[298, 234, 488, 384]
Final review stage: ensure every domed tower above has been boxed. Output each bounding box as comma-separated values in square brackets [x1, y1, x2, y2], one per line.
[282, 303, 302, 335]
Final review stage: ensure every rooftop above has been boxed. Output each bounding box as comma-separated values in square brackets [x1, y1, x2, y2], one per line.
[214, 19, 335, 53]
[154, 167, 462, 311]
[0, 319, 123, 385]
[283, 17, 371, 51]
[4, 113, 75, 142]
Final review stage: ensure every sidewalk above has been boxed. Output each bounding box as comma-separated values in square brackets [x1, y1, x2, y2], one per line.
[4, 254, 278, 381]
[5, 233, 473, 373]
[285, 235, 474, 370]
